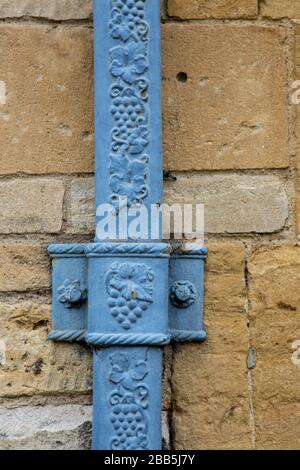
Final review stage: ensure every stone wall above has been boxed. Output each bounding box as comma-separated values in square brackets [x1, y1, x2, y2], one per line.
[0, 0, 300, 450]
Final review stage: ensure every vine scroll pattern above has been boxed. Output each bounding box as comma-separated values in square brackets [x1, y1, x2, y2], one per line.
[109, 351, 150, 450]
[109, 0, 150, 209]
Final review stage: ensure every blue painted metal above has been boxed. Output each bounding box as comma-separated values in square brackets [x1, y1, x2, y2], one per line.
[86, 243, 170, 348]
[48, 0, 207, 450]
[93, 347, 162, 450]
[94, 0, 163, 240]
[48, 244, 87, 343]
[169, 244, 207, 343]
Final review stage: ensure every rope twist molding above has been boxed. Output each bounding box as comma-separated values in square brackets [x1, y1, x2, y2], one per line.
[48, 242, 207, 257]
[86, 333, 170, 346]
[171, 329, 207, 343]
[48, 329, 87, 343]
[48, 244, 87, 256]
[85, 243, 170, 256]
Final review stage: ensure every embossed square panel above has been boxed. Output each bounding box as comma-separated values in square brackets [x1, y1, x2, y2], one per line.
[86, 244, 170, 347]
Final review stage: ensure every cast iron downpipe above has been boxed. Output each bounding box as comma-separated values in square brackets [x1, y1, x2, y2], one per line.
[48, 0, 207, 450]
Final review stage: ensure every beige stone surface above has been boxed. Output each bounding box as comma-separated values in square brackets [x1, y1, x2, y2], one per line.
[0, 245, 50, 292]
[173, 243, 251, 450]
[0, 1, 172, 21]
[248, 245, 300, 449]
[261, 0, 300, 19]
[0, 179, 65, 233]
[69, 173, 289, 234]
[0, 302, 92, 397]
[0, 405, 170, 450]
[0, 24, 93, 174]
[248, 245, 300, 354]
[294, 26, 300, 235]
[70, 177, 95, 233]
[165, 173, 289, 234]
[0, 404, 92, 450]
[162, 23, 289, 170]
[0, 0, 92, 20]
[168, 0, 258, 19]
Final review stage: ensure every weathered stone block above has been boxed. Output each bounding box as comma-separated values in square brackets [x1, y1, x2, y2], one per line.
[248, 245, 300, 449]
[294, 26, 300, 235]
[0, 404, 92, 450]
[249, 245, 300, 354]
[0, 179, 65, 233]
[261, 0, 300, 20]
[162, 23, 289, 170]
[201, 243, 248, 354]
[0, 404, 170, 450]
[0, 0, 92, 20]
[165, 174, 289, 234]
[173, 243, 251, 450]
[167, 0, 258, 19]
[69, 174, 289, 235]
[0, 245, 50, 292]
[0, 24, 93, 174]
[173, 355, 251, 450]
[70, 177, 95, 233]
[0, 302, 92, 397]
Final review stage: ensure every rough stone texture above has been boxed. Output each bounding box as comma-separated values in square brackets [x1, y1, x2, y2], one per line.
[0, 404, 92, 450]
[167, 0, 258, 19]
[0, 0, 172, 21]
[0, 245, 50, 292]
[165, 174, 289, 234]
[294, 26, 300, 236]
[70, 177, 95, 234]
[0, 23, 289, 176]
[0, 302, 92, 397]
[162, 411, 170, 450]
[69, 174, 289, 234]
[261, 0, 300, 19]
[0, 0, 92, 20]
[162, 23, 289, 170]
[0, 24, 93, 175]
[0, 404, 170, 450]
[0, 179, 64, 233]
[248, 245, 300, 449]
[173, 243, 251, 450]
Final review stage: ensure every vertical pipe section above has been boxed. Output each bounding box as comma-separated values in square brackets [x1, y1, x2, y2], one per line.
[92, 1, 166, 449]
[93, 347, 163, 450]
[94, 0, 163, 241]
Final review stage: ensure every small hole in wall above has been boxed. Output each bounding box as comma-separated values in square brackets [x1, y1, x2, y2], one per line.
[176, 72, 188, 83]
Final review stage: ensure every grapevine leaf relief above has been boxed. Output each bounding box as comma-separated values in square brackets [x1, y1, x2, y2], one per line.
[109, 0, 150, 208]
[109, 351, 149, 450]
[109, 155, 148, 206]
[106, 263, 154, 330]
[110, 43, 148, 85]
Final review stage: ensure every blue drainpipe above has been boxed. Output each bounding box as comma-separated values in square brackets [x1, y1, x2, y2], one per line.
[48, 0, 207, 450]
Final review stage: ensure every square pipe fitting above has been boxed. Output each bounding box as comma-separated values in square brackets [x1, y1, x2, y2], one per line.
[48, 244, 88, 342]
[85, 243, 171, 347]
